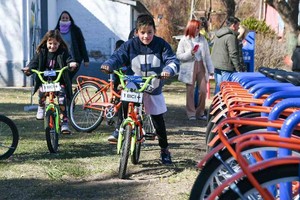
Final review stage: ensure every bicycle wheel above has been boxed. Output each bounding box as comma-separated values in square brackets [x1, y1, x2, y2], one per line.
[69, 83, 104, 132]
[0, 115, 19, 159]
[45, 110, 59, 153]
[131, 125, 141, 165]
[118, 124, 131, 179]
[190, 143, 300, 199]
[206, 112, 261, 151]
[219, 163, 300, 199]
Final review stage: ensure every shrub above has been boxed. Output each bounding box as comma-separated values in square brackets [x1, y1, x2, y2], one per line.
[241, 17, 287, 70]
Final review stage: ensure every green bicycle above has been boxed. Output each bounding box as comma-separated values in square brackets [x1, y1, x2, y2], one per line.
[114, 70, 157, 179]
[30, 66, 69, 153]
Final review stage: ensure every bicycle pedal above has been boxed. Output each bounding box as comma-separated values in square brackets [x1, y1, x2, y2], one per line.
[106, 120, 115, 126]
[144, 133, 156, 140]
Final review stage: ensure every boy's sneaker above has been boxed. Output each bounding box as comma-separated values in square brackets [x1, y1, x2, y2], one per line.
[108, 129, 119, 143]
[36, 106, 45, 120]
[160, 148, 172, 165]
[61, 122, 71, 135]
[197, 115, 207, 121]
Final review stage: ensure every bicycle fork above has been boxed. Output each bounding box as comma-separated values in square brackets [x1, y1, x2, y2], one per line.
[117, 118, 136, 155]
[45, 104, 60, 133]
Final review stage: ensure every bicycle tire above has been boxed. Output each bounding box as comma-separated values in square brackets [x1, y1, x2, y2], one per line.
[218, 163, 300, 199]
[118, 124, 131, 179]
[45, 110, 59, 153]
[190, 143, 300, 199]
[0, 115, 19, 159]
[205, 104, 228, 145]
[69, 83, 104, 132]
[131, 125, 141, 165]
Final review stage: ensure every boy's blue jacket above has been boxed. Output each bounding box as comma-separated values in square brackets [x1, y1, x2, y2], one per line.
[102, 36, 180, 95]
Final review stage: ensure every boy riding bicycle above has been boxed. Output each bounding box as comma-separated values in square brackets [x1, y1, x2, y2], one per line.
[101, 14, 180, 165]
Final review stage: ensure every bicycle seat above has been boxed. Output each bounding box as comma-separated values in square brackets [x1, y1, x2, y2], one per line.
[258, 67, 278, 78]
[286, 72, 300, 86]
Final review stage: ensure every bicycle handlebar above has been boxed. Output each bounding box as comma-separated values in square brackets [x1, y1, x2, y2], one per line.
[113, 69, 159, 93]
[30, 66, 69, 84]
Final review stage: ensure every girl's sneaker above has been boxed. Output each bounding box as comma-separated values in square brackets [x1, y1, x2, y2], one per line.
[160, 148, 172, 165]
[61, 122, 71, 135]
[107, 129, 118, 143]
[36, 106, 45, 120]
[197, 115, 207, 121]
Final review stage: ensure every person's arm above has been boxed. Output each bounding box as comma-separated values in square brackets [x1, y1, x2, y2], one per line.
[162, 40, 180, 76]
[75, 26, 89, 67]
[227, 35, 243, 72]
[23, 52, 40, 75]
[202, 38, 214, 75]
[64, 50, 78, 70]
[100, 41, 130, 73]
[176, 38, 194, 62]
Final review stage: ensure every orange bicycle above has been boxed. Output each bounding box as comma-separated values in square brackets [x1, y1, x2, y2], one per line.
[69, 73, 122, 132]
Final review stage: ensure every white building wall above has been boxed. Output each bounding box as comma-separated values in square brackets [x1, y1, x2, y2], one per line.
[0, 0, 147, 86]
[0, 0, 25, 86]
[54, 0, 132, 62]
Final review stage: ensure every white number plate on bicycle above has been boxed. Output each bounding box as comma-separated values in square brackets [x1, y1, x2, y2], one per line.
[121, 90, 143, 103]
[41, 83, 61, 92]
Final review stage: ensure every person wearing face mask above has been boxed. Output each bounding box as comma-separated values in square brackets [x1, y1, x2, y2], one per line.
[55, 10, 89, 81]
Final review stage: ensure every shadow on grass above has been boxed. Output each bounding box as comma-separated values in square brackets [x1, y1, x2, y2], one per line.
[0, 177, 166, 199]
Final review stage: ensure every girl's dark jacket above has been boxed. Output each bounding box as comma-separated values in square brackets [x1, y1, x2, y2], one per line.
[26, 46, 74, 101]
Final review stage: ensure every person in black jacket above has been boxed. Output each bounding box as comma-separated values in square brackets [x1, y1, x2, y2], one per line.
[55, 10, 89, 81]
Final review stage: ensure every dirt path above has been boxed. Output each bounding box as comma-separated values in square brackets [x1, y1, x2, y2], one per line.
[63, 82, 210, 200]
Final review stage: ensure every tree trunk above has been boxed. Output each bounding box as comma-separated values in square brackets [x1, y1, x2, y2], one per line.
[220, 0, 236, 17]
[266, 0, 299, 54]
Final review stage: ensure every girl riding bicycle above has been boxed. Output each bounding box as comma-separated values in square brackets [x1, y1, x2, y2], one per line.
[22, 29, 77, 134]
[101, 14, 180, 165]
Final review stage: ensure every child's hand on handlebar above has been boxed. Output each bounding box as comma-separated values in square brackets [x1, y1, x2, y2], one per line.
[21, 67, 31, 76]
[69, 62, 78, 71]
[160, 71, 170, 79]
[100, 65, 111, 74]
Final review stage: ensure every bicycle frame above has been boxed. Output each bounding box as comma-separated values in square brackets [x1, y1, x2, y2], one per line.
[199, 69, 300, 199]
[75, 75, 122, 119]
[115, 70, 157, 155]
[32, 68, 66, 124]
[117, 102, 143, 155]
[31, 66, 68, 152]
[207, 132, 300, 199]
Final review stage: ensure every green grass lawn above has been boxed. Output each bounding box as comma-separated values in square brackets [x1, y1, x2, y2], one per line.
[0, 86, 204, 199]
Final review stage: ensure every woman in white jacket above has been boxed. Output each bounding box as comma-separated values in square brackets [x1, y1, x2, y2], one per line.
[176, 19, 214, 120]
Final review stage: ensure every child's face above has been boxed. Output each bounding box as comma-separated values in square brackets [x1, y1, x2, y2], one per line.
[47, 38, 60, 52]
[136, 25, 155, 45]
